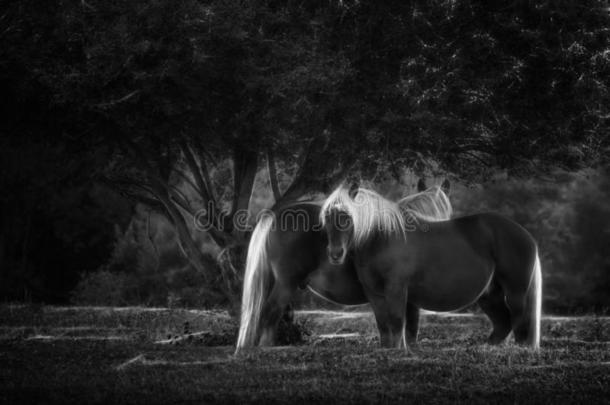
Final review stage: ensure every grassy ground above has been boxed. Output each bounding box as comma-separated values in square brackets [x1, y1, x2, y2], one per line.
[0, 305, 609, 404]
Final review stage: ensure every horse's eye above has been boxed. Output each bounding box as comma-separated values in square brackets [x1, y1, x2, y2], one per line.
[337, 212, 352, 228]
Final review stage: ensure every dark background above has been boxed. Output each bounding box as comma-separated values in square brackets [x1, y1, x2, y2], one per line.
[1, 0, 609, 314]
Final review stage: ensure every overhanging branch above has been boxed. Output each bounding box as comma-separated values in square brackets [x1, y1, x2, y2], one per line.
[267, 148, 281, 202]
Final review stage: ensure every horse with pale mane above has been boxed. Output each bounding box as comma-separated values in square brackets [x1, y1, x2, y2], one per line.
[320, 184, 541, 350]
[236, 181, 452, 352]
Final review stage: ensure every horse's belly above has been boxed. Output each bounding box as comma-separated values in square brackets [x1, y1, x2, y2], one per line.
[307, 263, 368, 306]
[409, 260, 494, 312]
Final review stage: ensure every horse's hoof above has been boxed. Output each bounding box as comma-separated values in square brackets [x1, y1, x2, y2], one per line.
[487, 335, 507, 345]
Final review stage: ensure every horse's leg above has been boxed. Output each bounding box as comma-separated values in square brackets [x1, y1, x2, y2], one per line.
[405, 302, 420, 346]
[367, 283, 408, 350]
[259, 280, 297, 346]
[505, 277, 543, 347]
[477, 279, 512, 345]
[504, 290, 531, 344]
[498, 253, 540, 347]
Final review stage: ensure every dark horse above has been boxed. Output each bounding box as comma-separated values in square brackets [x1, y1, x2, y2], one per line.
[320, 185, 542, 350]
[235, 182, 452, 352]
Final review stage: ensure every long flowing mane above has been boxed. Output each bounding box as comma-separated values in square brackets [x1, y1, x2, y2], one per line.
[320, 186, 406, 247]
[398, 186, 452, 222]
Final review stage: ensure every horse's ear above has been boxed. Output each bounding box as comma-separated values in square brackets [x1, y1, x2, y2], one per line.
[441, 179, 451, 195]
[417, 178, 427, 192]
[348, 182, 359, 199]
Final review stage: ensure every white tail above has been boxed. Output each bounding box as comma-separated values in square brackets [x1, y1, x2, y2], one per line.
[529, 249, 542, 349]
[235, 215, 274, 352]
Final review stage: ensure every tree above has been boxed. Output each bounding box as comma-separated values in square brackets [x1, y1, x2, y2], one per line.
[2, 0, 360, 307]
[319, 0, 610, 178]
[1, 0, 608, 306]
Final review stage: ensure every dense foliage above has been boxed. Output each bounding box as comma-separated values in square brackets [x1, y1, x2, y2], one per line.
[1, 0, 608, 306]
[453, 169, 610, 313]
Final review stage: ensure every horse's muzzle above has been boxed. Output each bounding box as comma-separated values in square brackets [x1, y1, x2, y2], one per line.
[328, 247, 345, 265]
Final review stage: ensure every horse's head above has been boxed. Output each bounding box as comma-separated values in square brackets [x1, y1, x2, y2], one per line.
[323, 202, 354, 265]
[320, 183, 358, 265]
[321, 182, 408, 264]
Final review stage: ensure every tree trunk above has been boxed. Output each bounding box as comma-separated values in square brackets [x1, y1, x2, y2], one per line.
[153, 187, 228, 303]
[230, 144, 259, 240]
[216, 242, 247, 316]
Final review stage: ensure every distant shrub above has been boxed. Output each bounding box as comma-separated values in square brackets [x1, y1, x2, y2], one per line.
[71, 270, 140, 306]
[71, 263, 224, 308]
[164, 265, 215, 308]
[452, 169, 610, 314]
[70, 203, 230, 308]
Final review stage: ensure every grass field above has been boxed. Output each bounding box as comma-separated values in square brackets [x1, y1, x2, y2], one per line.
[1, 305, 609, 404]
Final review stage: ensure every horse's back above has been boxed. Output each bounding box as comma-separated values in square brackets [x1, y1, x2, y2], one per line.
[428, 212, 536, 255]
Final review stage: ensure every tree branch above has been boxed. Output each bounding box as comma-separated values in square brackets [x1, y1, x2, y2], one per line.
[97, 174, 167, 214]
[460, 150, 493, 168]
[276, 137, 315, 205]
[180, 141, 216, 205]
[267, 148, 281, 202]
[174, 168, 202, 196]
[230, 145, 258, 215]
[95, 90, 140, 110]
[170, 185, 196, 216]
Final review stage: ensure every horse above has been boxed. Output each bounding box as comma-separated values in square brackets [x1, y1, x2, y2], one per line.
[235, 181, 452, 352]
[320, 185, 542, 350]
